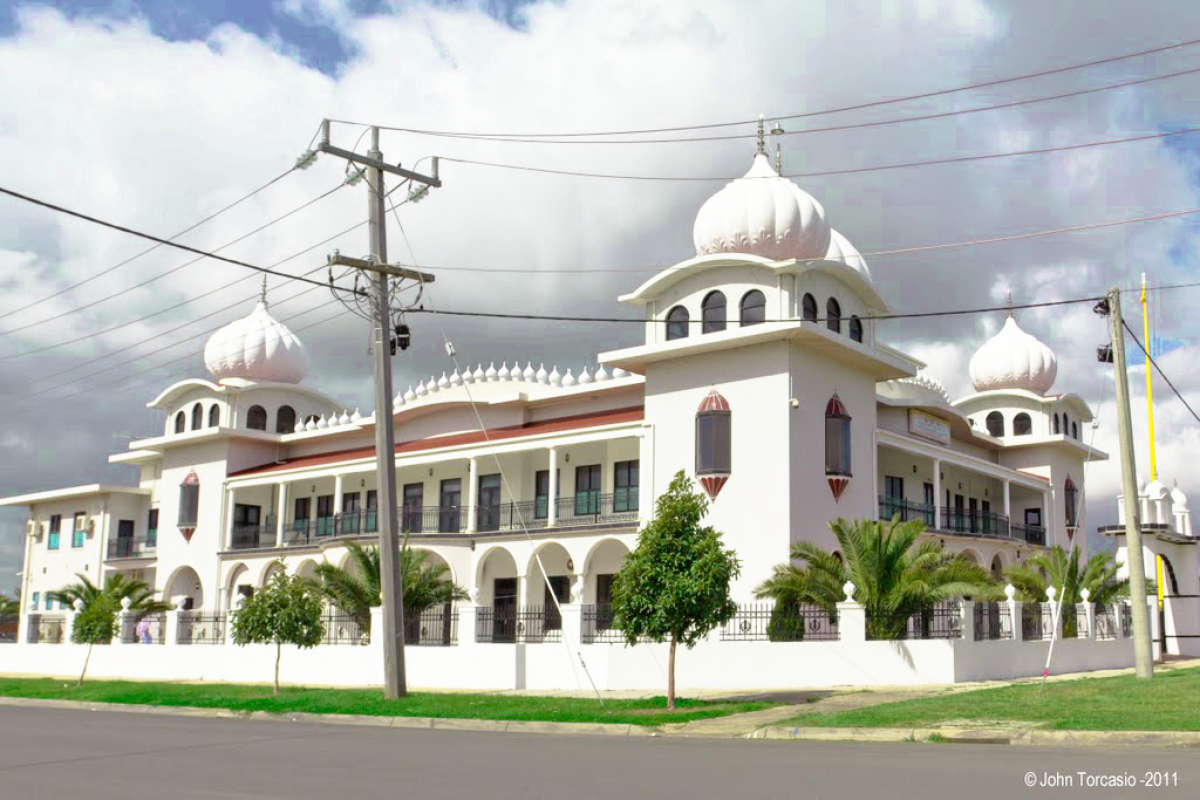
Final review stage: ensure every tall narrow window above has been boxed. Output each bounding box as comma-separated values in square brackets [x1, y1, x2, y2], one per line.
[1071, 421, 1079, 439]
[801, 293, 818, 322]
[276, 405, 296, 434]
[696, 402, 732, 475]
[574, 465, 601, 516]
[739, 290, 765, 327]
[985, 411, 1004, 437]
[701, 291, 727, 334]
[72, 512, 86, 548]
[1064, 477, 1079, 529]
[1013, 413, 1032, 436]
[191, 403, 203, 431]
[174, 411, 186, 434]
[208, 404, 220, 428]
[246, 405, 268, 431]
[534, 470, 556, 520]
[849, 316, 863, 343]
[666, 305, 689, 341]
[825, 395, 852, 477]
[613, 460, 639, 513]
[178, 472, 200, 530]
[1053, 413, 1060, 434]
[147, 509, 159, 547]
[826, 298, 842, 333]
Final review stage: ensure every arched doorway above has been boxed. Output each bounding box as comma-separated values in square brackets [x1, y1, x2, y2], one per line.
[164, 566, 204, 611]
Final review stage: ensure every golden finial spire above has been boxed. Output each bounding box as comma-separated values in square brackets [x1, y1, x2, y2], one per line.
[756, 114, 765, 156]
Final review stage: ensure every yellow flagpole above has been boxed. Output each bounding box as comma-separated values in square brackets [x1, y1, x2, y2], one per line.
[1141, 273, 1158, 481]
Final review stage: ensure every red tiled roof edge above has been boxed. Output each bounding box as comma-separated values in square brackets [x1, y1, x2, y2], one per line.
[230, 405, 645, 478]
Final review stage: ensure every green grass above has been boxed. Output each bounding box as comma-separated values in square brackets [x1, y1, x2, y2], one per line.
[0, 678, 769, 727]
[791, 667, 1200, 732]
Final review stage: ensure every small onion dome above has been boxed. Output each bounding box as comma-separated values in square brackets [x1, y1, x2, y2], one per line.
[696, 389, 731, 501]
[824, 228, 872, 283]
[825, 393, 848, 417]
[204, 299, 308, 384]
[698, 388, 731, 413]
[693, 153, 831, 262]
[1144, 478, 1169, 500]
[968, 315, 1057, 395]
[1171, 481, 1188, 509]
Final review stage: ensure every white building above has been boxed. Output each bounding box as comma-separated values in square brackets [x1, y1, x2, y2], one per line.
[2, 147, 1126, 689]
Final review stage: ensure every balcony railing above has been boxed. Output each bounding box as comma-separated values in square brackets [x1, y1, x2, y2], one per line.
[229, 517, 277, 550]
[107, 537, 157, 560]
[877, 497, 1046, 545]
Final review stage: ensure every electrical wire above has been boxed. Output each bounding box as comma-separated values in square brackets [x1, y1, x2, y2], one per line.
[440, 124, 1200, 182]
[351, 64, 1200, 146]
[0, 165, 299, 323]
[1123, 321, 1200, 426]
[329, 35, 1200, 138]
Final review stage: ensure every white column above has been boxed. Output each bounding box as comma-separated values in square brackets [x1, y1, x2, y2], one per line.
[637, 430, 653, 525]
[1003, 479, 1011, 517]
[547, 447, 559, 527]
[333, 474, 345, 514]
[467, 457, 479, 533]
[959, 600, 975, 642]
[165, 608, 182, 647]
[275, 483, 287, 547]
[225, 486, 236, 549]
[931, 458, 941, 528]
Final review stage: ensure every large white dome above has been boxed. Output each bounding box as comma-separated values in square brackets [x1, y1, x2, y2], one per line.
[203, 298, 308, 384]
[693, 153, 831, 262]
[968, 315, 1057, 394]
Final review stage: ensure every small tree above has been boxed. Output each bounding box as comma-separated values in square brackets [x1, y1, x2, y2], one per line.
[71, 598, 118, 687]
[611, 471, 740, 710]
[0, 593, 19, 615]
[231, 566, 324, 694]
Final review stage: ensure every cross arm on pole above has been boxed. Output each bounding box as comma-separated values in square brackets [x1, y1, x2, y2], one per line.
[317, 144, 442, 187]
[327, 253, 436, 283]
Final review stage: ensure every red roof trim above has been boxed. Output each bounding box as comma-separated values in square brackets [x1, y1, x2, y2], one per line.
[1017, 470, 1051, 482]
[230, 405, 645, 478]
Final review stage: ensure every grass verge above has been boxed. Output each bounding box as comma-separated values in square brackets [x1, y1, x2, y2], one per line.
[790, 667, 1200, 732]
[0, 677, 769, 727]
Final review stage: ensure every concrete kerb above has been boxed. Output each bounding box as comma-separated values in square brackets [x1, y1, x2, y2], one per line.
[753, 724, 1200, 748]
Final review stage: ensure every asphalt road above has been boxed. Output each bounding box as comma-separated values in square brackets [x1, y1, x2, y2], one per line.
[0, 706, 1196, 799]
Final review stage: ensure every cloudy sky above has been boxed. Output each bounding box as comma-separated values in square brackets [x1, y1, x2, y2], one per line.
[2, 0, 1199, 592]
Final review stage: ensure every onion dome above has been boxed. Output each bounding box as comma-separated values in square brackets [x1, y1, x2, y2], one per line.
[693, 153, 831, 262]
[1171, 481, 1188, 509]
[1144, 479, 1169, 500]
[968, 315, 1057, 394]
[204, 295, 308, 384]
[824, 229, 872, 282]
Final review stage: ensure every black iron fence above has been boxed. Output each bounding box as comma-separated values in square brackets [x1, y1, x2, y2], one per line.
[973, 602, 1013, 640]
[26, 614, 64, 644]
[322, 611, 368, 645]
[1021, 602, 1055, 641]
[122, 613, 167, 644]
[866, 601, 963, 640]
[720, 603, 839, 642]
[107, 537, 156, 560]
[1066, 604, 1088, 639]
[1094, 603, 1119, 640]
[0, 614, 17, 643]
[1120, 602, 1133, 638]
[405, 605, 458, 646]
[1010, 523, 1047, 546]
[177, 612, 226, 645]
[476, 606, 563, 643]
[581, 603, 623, 643]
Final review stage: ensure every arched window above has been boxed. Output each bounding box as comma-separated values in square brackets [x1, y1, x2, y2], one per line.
[174, 411, 186, 434]
[990, 555, 1004, 581]
[825, 394, 851, 477]
[1013, 413, 1032, 436]
[276, 405, 297, 434]
[1053, 413, 1060, 434]
[985, 411, 1004, 437]
[1071, 421, 1079, 439]
[701, 291, 726, 334]
[801, 293, 818, 322]
[849, 316, 863, 343]
[666, 305, 690, 341]
[246, 405, 268, 431]
[1062, 412, 1069, 436]
[826, 298, 841, 333]
[190, 403, 203, 431]
[1064, 477, 1079, 529]
[739, 290, 766, 327]
[208, 404, 220, 428]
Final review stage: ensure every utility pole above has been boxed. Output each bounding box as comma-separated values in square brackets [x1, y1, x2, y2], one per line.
[315, 121, 441, 698]
[1103, 287, 1154, 678]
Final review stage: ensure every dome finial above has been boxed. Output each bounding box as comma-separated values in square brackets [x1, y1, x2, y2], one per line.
[1006, 289, 1013, 318]
[756, 114, 765, 156]
[261, 275, 268, 305]
[775, 143, 782, 174]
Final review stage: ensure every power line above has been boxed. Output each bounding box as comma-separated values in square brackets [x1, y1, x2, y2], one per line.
[1122, 320, 1200, 427]
[355, 64, 1200, 145]
[441, 124, 1200, 182]
[331, 35, 1200, 138]
[0, 165, 299, 323]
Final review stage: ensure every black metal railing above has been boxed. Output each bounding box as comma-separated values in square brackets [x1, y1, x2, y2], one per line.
[122, 612, 167, 644]
[107, 537, 156, 559]
[476, 606, 563, 643]
[876, 498, 1049, 545]
[1021, 602, 1055, 641]
[322, 611, 368, 645]
[177, 612, 226, 645]
[405, 605, 458, 646]
[1010, 523, 1047, 546]
[228, 518, 277, 550]
[552, 493, 640, 529]
[0, 614, 17, 643]
[581, 603, 622, 643]
[720, 603, 839, 642]
[1120, 602, 1133, 638]
[26, 614, 64, 644]
[866, 601, 963, 640]
[878, 497, 938, 527]
[1094, 603, 1119, 640]
[973, 602, 1013, 641]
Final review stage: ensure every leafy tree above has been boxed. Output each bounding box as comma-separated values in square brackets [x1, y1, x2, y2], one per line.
[0, 593, 18, 615]
[307, 539, 468, 636]
[47, 573, 170, 686]
[611, 471, 740, 710]
[754, 516, 994, 640]
[1004, 545, 1130, 608]
[231, 566, 325, 694]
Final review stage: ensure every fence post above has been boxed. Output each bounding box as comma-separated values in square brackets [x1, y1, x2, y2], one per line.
[1005, 584, 1020, 642]
[836, 581, 866, 642]
[1045, 586, 1060, 641]
[165, 609, 182, 647]
[113, 598, 132, 646]
[1079, 588, 1095, 641]
[960, 600, 975, 642]
[62, 604, 78, 643]
[459, 600, 478, 648]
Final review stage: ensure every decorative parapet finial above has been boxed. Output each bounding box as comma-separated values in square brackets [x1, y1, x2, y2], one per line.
[756, 114, 765, 156]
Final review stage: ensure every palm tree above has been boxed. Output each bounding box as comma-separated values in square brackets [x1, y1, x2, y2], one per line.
[308, 540, 468, 636]
[0, 593, 19, 616]
[1004, 545, 1128, 607]
[755, 516, 995, 639]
